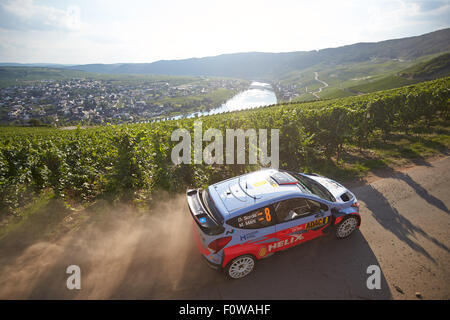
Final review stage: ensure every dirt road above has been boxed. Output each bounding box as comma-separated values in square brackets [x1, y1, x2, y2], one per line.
[0, 157, 449, 299]
[311, 72, 329, 99]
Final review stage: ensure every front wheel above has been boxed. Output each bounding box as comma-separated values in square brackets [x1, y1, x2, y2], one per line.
[225, 255, 256, 279]
[335, 216, 358, 239]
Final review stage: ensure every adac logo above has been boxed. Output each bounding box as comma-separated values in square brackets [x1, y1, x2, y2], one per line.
[305, 217, 329, 230]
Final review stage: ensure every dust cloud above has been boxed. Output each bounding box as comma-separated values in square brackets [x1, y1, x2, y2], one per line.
[0, 194, 222, 299]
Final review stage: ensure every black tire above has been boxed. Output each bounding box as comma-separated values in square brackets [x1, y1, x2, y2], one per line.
[225, 255, 256, 279]
[335, 216, 358, 239]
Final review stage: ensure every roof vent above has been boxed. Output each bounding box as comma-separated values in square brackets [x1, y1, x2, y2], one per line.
[270, 172, 297, 185]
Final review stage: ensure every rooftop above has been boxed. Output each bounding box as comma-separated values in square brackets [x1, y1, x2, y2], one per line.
[208, 169, 310, 218]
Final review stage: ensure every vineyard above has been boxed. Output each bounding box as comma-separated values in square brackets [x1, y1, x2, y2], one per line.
[0, 77, 449, 216]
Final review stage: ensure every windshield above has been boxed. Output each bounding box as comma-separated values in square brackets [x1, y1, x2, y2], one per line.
[201, 189, 224, 224]
[287, 172, 336, 202]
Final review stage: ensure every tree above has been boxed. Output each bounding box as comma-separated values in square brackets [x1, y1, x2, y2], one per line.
[28, 118, 42, 127]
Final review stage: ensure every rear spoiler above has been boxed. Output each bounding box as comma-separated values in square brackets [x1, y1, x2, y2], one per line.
[186, 189, 224, 235]
[327, 188, 358, 211]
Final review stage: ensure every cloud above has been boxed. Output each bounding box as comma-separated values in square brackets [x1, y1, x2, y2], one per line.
[0, 0, 81, 31]
[414, 0, 449, 12]
[0, 0, 448, 64]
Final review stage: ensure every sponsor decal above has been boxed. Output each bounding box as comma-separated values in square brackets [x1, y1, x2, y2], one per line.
[226, 229, 235, 235]
[258, 246, 268, 257]
[305, 217, 329, 230]
[240, 230, 258, 241]
[291, 225, 304, 232]
[253, 180, 267, 187]
[268, 234, 304, 252]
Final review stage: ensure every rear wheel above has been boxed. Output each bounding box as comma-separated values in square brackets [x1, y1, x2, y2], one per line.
[335, 216, 358, 239]
[226, 255, 255, 279]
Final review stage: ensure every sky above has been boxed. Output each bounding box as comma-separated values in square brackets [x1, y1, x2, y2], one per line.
[0, 0, 449, 64]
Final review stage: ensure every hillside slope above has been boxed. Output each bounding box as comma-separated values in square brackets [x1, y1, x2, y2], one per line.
[345, 52, 450, 94]
[66, 28, 450, 79]
[0, 67, 92, 87]
[399, 52, 450, 80]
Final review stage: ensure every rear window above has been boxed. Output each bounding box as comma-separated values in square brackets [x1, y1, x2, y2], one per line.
[340, 192, 352, 202]
[287, 172, 336, 202]
[227, 205, 276, 229]
[201, 189, 224, 225]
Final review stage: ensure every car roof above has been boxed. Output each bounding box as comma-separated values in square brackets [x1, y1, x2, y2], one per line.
[208, 169, 318, 219]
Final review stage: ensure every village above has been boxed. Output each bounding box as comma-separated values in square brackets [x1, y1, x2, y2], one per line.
[0, 77, 249, 125]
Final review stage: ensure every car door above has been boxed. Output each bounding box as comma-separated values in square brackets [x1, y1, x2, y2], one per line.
[223, 205, 277, 262]
[272, 197, 331, 252]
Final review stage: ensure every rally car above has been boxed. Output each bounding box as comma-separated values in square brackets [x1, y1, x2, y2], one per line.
[186, 169, 360, 279]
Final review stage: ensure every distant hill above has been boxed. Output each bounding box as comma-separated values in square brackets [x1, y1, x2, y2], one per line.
[344, 52, 450, 94]
[399, 52, 450, 80]
[0, 63, 74, 68]
[0, 66, 203, 88]
[0, 67, 92, 87]
[65, 28, 450, 79]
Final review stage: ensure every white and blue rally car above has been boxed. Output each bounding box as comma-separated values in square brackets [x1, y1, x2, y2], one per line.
[186, 169, 361, 279]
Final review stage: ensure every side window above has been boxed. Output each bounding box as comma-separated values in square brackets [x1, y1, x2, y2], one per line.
[275, 198, 328, 222]
[226, 205, 275, 229]
[306, 199, 328, 214]
[275, 198, 308, 222]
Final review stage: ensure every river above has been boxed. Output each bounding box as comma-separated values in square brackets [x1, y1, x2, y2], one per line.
[171, 81, 277, 120]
